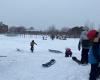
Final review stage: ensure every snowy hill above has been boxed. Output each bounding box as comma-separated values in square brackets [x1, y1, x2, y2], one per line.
[0, 35, 91, 80]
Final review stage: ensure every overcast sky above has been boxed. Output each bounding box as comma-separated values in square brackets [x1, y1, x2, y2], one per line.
[0, 0, 100, 30]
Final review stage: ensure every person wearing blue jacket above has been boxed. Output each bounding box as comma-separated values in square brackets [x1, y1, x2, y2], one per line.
[87, 30, 100, 80]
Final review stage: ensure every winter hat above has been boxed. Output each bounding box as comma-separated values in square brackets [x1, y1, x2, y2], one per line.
[87, 29, 97, 40]
[32, 40, 34, 42]
[66, 48, 71, 51]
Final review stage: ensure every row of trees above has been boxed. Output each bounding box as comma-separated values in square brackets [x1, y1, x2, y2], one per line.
[0, 21, 99, 38]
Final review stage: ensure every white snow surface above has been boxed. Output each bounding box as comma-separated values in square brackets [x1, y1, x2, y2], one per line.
[0, 35, 92, 80]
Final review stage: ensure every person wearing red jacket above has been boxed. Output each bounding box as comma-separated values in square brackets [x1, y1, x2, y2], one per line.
[65, 48, 72, 57]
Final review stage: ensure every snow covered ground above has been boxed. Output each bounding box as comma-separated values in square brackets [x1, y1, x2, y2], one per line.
[0, 35, 92, 80]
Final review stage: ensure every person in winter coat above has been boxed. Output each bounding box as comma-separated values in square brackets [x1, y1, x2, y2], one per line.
[87, 29, 100, 80]
[65, 48, 72, 57]
[78, 27, 91, 64]
[30, 40, 37, 53]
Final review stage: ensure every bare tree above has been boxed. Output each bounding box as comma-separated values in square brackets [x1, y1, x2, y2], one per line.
[84, 20, 95, 30]
[47, 25, 58, 40]
[9, 26, 16, 32]
[60, 27, 69, 32]
[8, 26, 26, 34]
[28, 27, 34, 30]
[16, 26, 26, 34]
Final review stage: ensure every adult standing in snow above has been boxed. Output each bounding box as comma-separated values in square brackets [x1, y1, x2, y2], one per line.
[87, 29, 100, 80]
[78, 27, 91, 64]
[30, 40, 37, 53]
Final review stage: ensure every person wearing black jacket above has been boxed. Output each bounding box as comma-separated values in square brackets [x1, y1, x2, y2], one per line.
[78, 27, 91, 64]
[30, 40, 37, 53]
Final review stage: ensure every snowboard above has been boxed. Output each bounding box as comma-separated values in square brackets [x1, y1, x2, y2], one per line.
[72, 56, 81, 65]
[42, 59, 56, 67]
[0, 56, 7, 57]
[48, 49, 62, 53]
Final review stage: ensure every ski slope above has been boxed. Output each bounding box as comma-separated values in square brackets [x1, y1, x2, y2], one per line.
[0, 35, 92, 80]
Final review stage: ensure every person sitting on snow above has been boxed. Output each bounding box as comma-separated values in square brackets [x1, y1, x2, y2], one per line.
[30, 40, 37, 53]
[65, 48, 72, 57]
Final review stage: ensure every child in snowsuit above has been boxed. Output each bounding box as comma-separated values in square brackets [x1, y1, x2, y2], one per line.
[65, 48, 72, 57]
[87, 30, 100, 80]
[30, 40, 37, 53]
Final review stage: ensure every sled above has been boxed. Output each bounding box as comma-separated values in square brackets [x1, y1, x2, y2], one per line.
[48, 49, 62, 53]
[42, 59, 56, 67]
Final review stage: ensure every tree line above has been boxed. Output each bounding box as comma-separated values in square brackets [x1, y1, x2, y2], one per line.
[0, 21, 98, 38]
